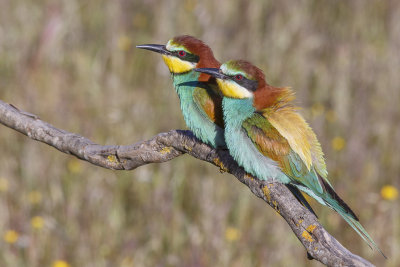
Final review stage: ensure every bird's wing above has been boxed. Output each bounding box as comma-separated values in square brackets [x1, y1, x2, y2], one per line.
[192, 85, 224, 128]
[242, 107, 328, 193]
[244, 107, 386, 255]
[264, 106, 328, 179]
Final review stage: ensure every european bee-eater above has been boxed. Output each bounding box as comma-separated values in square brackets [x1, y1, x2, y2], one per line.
[136, 35, 225, 148]
[195, 60, 384, 256]
[137, 36, 316, 216]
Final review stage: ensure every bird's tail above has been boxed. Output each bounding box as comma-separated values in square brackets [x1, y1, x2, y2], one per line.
[296, 176, 386, 258]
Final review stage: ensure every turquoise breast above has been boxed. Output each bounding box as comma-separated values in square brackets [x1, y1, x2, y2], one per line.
[222, 97, 289, 183]
[172, 72, 226, 148]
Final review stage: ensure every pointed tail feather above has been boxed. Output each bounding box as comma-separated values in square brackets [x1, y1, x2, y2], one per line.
[317, 175, 358, 220]
[317, 177, 387, 258]
[340, 213, 387, 258]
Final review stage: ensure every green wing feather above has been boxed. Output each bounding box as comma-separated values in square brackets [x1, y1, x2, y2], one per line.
[242, 112, 324, 194]
[242, 109, 385, 256]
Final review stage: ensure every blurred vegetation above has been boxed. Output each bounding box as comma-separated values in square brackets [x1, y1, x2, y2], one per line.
[0, 0, 399, 266]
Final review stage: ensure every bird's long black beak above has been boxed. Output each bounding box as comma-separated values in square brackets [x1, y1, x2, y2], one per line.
[194, 68, 228, 79]
[136, 44, 172, 55]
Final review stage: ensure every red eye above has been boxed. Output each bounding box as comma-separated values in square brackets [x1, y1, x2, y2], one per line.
[178, 50, 186, 57]
[235, 74, 243, 81]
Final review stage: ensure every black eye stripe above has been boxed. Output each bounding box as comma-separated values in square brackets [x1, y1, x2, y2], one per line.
[229, 75, 258, 92]
[172, 51, 199, 63]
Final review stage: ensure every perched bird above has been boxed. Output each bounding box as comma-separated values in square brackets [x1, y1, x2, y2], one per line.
[136, 35, 225, 148]
[195, 60, 385, 256]
[137, 36, 315, 215]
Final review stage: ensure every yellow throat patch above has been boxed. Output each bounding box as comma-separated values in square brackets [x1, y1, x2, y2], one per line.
[216, 79, 253, 99]
[162, 55, 195, 74]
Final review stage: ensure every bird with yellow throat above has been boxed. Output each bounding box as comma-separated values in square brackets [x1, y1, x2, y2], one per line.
[196, 60, 385, 257]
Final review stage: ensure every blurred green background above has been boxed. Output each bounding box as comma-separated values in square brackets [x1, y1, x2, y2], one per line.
[0, 0, 399, 266]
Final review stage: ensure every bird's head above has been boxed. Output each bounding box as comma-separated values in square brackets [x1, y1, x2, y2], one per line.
[195, 60, 293, 110]
[195, 60, 265, 99]
[137, 35, 220, 81]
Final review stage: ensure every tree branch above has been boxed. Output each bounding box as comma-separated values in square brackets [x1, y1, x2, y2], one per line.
[0, 99, 374, 267]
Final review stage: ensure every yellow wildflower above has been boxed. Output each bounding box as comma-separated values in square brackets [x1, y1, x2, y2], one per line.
[28, 191, 43, 205]
[121, 256, 134, 267]
[381, 185, 398, 201]
[325, 110, 337, 123]
[311, 103, 325, 118]
[184, 0, 197, 11]
[225, 227, 241, 242]
[132, 13, 148, 28]
[331, 136, 346, 151]
[4, 230, 19, 244]
[52, 260, 71, 267]
[117, 35, 132, 52]
[31, 216, 45, 230]
[67, 159, 82, 174]
[0, 177, 9, 192]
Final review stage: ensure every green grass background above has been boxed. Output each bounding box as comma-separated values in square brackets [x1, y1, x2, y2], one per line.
[0, 0, 399, 266]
